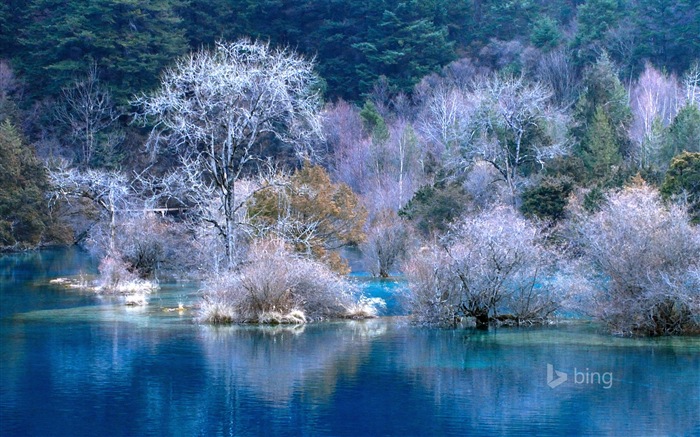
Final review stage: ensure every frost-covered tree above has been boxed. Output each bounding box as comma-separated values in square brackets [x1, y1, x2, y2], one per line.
[465, 75, 568, 204]
[629, 63, 682, 167]
[361, 210, 412, 278]
[55, 65, 122, 167]
[135, 39, 324, 268]
[573, 183, 700, 335]
[48, 164, 135, 252]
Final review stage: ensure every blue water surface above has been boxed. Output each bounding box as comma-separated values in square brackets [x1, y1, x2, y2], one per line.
[1, 248, 699, 436]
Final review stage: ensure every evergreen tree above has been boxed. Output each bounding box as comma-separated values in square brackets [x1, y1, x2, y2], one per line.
[572, 53, 632, 181]
[359, 101, 389, 143]
[530, 15, 562, 51]
[572, 0, 624, 66]
[469, 0, 539, 45]
[352, 0, 455, 97]
[661, 151, 700, 223]
[177, 0, 239, 47]
[661, 104, 700, 165]
[17, 0, 187, 102]
[521, 177, 573, 222]
[0, 0, 28, 59]
[633, 0, 700, 74]
[582, 107, 622, 179]
[0, 121, 51, 249]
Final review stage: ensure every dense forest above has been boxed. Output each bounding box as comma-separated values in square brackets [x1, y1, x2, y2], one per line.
[1, 0, 699, 335]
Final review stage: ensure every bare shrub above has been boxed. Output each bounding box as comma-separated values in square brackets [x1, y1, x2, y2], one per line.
[403, 207, 561, 328]
[198, 239, 377, 324]
[361, 210, 413, 277]
[96, 252, 156, 297]
[573, 183, 700, 335]
[462, 160, 509, 211]
[114, 213, 195, 280]
[401, 246, 458, 326]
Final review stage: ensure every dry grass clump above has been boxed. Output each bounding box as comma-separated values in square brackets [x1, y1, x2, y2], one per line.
[198, 239, 381, 324]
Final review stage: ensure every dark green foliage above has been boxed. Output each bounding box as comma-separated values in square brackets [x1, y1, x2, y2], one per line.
[661, 152, 700, 223]
[661, 104, 700, 165]
[176, 0, 239, 47]
[530, 16, 562, 51]
[351, 1, 455, 97]
[573, 54, 632, 182]
[399, 182, 469, 236]
[6, 0, 699, 105]
[521, 177, 573, 222]
[359, 101, 389, 143]
[469, 0, 538, 45]
[0, 3, 10, 57]
[582, 186, 606, 212]
[572, 0, 624, 66]
[0, 121, 51, 249]
[633, 0, 700, 74]
[582, 106, 622, 178]
[0, 0, 29, 59]
[17, 0, 188, 102]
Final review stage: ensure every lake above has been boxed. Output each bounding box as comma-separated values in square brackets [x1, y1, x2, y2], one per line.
[1, 248, 699, 436]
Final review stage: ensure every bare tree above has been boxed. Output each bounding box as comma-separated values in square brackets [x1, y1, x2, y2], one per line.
[135, 39, 324, 269]
[534, 48, 579, 109]
[323, 100, 371, 194]
[142, 162, 286, 273]
[683, 61, 700, 106]
[572, 183, 700, 335]
[55, 64, 120, 167]
[48, 163, 137, 251]
[629, 63, 683, 167]
[466, 75, 569, 204]
[364, 120, 424, 212]
[361, 210, 412, 278]
[325, 102, 426, 216]
[416, 83, 474, 168]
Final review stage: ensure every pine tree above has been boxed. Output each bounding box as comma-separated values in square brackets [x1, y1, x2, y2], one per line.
[573, 53, 632, 181]
[661, 104, 700, 165]
[0, 121, 51, 248]
[582, 106, 622, 179]
[18, 0, 187, 102]
[661, 151, 700, 223]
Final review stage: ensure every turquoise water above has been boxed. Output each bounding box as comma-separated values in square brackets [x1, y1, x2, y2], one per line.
[1, 248, 699, 436]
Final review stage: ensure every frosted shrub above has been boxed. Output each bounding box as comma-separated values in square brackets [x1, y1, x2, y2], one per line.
[574, 184, 700, 335]
[199, 239, 374, 324]
[361, 210, 412, 277]
[96, 252, 156, 300]
[403, 207, 560, 328]
[402, 247, 459, 326]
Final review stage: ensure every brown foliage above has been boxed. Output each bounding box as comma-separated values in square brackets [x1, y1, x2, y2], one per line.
[250, 163, 367, 273]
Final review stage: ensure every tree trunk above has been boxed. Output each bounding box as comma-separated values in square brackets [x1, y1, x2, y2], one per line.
[474, 308, 490, 329]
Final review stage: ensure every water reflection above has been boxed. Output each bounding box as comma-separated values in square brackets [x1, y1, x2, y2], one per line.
[2, 249, 699, 436]
[391, 326, 700, 436]
[194, 321, 386, 436]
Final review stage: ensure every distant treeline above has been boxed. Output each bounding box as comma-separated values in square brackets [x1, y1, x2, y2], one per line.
[1, 0, 699, 103]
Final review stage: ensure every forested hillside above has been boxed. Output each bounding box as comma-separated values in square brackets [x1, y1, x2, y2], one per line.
[2, 0, 699, 103]
[1, 0, 699, 334]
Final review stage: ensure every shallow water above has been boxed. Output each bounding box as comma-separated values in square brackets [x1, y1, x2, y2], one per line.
[1, 248, 699, 436]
